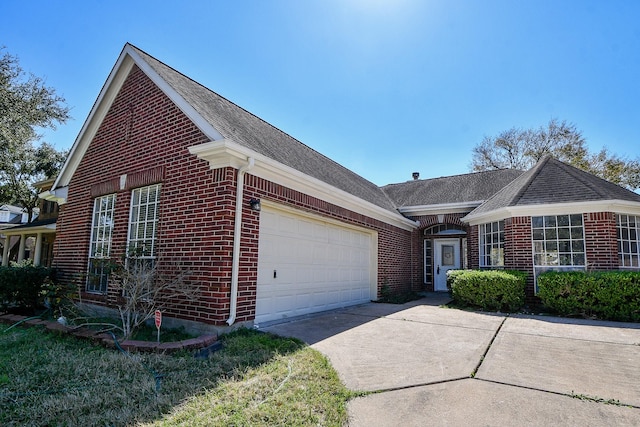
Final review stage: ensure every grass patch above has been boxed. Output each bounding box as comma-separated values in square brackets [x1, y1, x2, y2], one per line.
[61, 314, 196, 342]
[0, 326, 353, 426]
[130, 324, 195, 342]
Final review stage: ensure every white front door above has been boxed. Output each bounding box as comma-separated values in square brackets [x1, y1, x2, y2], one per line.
[433, 239, 461, 291]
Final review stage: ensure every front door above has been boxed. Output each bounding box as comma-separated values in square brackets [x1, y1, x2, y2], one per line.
[433, 239, 460, 291]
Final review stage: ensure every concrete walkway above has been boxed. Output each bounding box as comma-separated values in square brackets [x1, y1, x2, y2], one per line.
[263, 296, 640, 426]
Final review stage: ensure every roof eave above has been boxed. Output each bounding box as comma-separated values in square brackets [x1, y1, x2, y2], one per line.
[39, 187, 69, 205]
[2, 222, 56, 236]
[464, 199, 640, 225]
[398, 201, 484, 217]
[189, 139, 418, 231]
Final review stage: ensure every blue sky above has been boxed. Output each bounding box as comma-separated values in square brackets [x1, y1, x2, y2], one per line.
[2, 0, 639, 186]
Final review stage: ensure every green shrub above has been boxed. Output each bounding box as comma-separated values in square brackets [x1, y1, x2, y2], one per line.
[449, 269, 527, 312]
[0, 266, 56, 311]
[537, 270, 640, 322]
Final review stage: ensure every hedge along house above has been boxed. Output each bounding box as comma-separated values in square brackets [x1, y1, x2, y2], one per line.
[48, 44, 640, 332]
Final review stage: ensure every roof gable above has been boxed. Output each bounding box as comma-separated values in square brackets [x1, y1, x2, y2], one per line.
[465, 156, 640, 223]
[52, 44, 413, 228]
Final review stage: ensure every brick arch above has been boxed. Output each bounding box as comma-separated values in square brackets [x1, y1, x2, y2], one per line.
[412, 213, 469, 232]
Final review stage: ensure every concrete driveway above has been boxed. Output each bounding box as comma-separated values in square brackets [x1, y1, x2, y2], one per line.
[262, 295, 640, 426]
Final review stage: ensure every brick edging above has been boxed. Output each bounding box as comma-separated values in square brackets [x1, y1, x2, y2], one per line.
[0, 313, 218, 354]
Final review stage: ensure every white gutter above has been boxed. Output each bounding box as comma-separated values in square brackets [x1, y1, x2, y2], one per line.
[189, 139, 418, 231]
[227, 157, 255, 325]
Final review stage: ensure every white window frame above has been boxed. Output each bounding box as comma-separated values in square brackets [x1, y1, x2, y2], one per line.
[532, 214, 586, 290]
[617, 214, 640, 268]
[87, 193, 116, 293]
[479, 220, 505, 268]
[127, 184, 161, 261]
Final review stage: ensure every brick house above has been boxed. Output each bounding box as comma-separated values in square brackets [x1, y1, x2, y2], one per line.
[47, 44, 640, 332]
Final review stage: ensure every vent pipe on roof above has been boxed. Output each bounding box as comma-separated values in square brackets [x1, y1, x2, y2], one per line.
[412, 172, 419, 180]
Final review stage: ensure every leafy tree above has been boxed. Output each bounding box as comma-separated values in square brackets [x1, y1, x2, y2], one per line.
[0, 47, 70, 220]
[470, 118, 640, 191]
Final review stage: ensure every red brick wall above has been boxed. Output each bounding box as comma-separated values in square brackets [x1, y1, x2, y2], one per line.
[503, 216, 535, 297]
[584, 212, 618, 270]
[468, 225, 479, 269]
[54, 64, 412, 326]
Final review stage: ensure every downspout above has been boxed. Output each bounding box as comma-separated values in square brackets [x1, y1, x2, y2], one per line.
[227, 157, 255, 325]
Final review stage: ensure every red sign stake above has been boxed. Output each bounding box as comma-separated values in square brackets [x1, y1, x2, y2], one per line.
[155, 310, 162, 343]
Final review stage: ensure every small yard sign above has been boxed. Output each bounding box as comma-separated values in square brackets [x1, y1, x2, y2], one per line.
[155, 310, 162, 343]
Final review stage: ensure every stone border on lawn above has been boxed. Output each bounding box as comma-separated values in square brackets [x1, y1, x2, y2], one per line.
[0, 313, 218, 354]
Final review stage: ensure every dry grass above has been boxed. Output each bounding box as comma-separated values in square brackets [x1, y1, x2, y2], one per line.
[0, 326, 353, 426]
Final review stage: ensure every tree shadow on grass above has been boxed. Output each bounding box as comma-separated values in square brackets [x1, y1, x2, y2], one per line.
[0, 326, 322, 427]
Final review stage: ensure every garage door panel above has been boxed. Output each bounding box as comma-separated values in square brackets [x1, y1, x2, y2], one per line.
[256, 207, 374, 324]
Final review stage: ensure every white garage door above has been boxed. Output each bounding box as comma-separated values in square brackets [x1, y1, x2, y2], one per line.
[255, 205, 375, 324]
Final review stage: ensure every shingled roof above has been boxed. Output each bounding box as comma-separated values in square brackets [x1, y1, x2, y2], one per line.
[381, 169, 523, 207]
[130, 45, 398, 213]
[468, 155, 640, 217]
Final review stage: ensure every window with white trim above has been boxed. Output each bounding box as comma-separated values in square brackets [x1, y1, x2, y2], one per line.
[617, 214, 640, 268]
[532, 214, 585, 278]
[479, 220, 504, 267]
[127, 184, 160, 262]
[87, 194, 116, 293]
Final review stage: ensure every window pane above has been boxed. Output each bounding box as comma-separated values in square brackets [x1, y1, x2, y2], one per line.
[442, 245, 454, 266]
[559, 254, 572, 265]
[557, 215, 569, 227]
[557, 227, 570, 239]
[532, 216, 543, 228]
[572, 254, 585, 265]
[545, 228, 557, 240]
[571, 227, 584, 239]
[544, 216, 557, 227]
[570, 214, 582, 226]
[572, 240, 584, 252]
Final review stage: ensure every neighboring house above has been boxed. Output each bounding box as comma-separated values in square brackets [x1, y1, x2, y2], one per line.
[47, 44, 640, 332]
[0, 204, 29, 264]
[0, 204, 29, 225]
[1, 179, 56, 267]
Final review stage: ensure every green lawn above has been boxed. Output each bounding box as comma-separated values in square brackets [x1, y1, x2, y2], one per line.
[0, 325, 354, 426]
